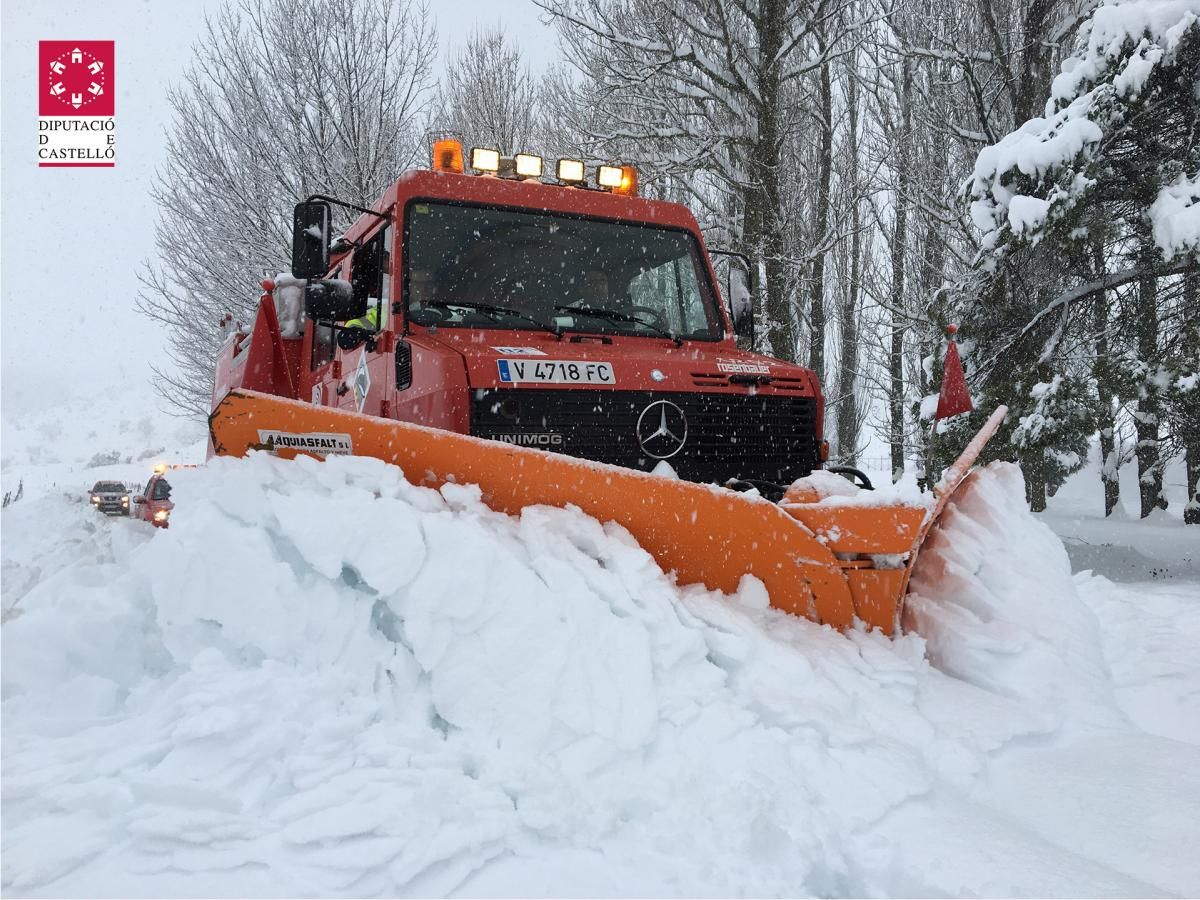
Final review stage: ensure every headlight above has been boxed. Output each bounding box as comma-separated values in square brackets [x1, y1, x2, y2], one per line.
[154, 509, 169, 521]
[91, 495, 100, 503]
[121, 496, 129, 504]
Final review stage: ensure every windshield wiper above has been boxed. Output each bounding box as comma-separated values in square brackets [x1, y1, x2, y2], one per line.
[554, 305, 682, 347]
[426, 300, 561, 338]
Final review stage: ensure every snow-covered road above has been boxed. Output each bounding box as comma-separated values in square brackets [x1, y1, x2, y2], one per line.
[2, 455, 1198, 897]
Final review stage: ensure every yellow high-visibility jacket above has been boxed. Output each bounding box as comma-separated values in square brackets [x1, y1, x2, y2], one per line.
[345, 304, 380, 331]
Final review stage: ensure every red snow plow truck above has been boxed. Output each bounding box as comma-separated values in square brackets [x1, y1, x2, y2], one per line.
[208, 140, 1004, 635]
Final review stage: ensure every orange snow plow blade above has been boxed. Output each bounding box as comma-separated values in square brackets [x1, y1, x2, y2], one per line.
[210, 390, 1007, 635]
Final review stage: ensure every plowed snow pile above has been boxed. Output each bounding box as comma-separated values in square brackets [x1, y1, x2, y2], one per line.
[3, 456, 1198, 897]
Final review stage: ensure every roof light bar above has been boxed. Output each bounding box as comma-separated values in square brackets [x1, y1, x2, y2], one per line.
[470, 147, 500, 173]
[556, 158, 585, 183]
[514, 153, 543, 178]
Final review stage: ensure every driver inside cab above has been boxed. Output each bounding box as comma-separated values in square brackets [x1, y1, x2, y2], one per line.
[581, 269, 609, 308]
[345, 244, 391, 331]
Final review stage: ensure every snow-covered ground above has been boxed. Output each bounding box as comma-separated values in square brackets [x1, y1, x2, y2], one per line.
[3, 444, 1198, 897]
[1, 364, 207, 506]
[1039, 447, 1197, 583]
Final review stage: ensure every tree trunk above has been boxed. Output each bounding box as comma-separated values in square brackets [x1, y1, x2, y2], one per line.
[757, 0, 792, 362]
[1014, 0, 1054, 123]
[808, 35, 833, 384]
[1134, 248, 1162, 519]
[835, 59, 862, 465]
[1091, 242, 1121, 516]
[1184, 274, 1200, 525]
[1185, 441, 1200, 525]
[917, 123, 948, 484]
[743, 187, 767, 353]
[1025, 450, 1048, 512]
[888, 57, 913, 482]
[1098, 418, 1120, 516]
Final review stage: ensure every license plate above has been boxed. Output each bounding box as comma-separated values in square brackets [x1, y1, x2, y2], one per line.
[497, 359, 615, 385]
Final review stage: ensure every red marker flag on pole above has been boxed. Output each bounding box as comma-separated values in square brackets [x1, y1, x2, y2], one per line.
[935, 325, 974, 420]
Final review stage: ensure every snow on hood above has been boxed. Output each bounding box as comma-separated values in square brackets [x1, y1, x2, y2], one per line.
[3, 455, 1196, 896]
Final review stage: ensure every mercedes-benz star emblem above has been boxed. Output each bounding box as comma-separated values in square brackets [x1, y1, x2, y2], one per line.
[636, 400, 688, 459]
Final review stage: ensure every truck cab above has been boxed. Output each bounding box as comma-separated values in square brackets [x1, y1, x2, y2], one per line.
[212, 145, 826, 490]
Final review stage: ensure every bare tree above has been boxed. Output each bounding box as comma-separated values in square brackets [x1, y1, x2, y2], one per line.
[537, 0, 875, 363]
[139, 0, 436, 414]
[433, 25, 543, 154]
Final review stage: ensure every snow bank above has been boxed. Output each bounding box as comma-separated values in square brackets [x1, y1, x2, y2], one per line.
[1077, 572, 1200, 743]
[906, 463, 1120, 734]
[3, 455, 1198, 897]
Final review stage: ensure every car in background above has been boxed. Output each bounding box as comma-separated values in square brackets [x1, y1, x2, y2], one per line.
[134, 471, 174, 528]
[89, 480, 131, 516]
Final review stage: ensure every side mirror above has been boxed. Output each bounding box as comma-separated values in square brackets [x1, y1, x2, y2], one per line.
[733, 304, 755, 346]
[728, 265, 754, 346]
[306, 278, 367, 322]
[134, 495, 145, 504]
[292, 201, 331, 278]
[709, 248, 754, 347]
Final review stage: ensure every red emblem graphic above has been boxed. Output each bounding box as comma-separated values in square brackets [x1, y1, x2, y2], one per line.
[39, 41, 114, 116]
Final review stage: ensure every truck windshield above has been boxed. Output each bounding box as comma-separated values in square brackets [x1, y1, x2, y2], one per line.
[404, 202, 723, 340]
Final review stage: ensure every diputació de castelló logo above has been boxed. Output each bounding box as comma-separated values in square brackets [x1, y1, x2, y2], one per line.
[38, 41, 116, 168]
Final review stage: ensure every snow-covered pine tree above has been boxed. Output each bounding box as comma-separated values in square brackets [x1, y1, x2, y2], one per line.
[964, 1, 1200, 515]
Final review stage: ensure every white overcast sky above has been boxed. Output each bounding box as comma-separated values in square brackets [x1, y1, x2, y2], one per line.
[0, 0, 558, 418]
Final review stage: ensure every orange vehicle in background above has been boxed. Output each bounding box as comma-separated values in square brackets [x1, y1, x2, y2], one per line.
[134, 465, 174, 528]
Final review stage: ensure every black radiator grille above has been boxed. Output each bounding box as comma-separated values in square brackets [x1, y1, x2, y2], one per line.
[471, 388, 818, 485]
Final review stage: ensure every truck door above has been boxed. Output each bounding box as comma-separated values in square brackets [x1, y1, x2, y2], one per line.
[312, 225, 394, 416]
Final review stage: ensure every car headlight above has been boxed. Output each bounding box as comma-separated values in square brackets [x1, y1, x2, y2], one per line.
[154, 509, 169, 521]
[121, 496, 129, 504]
[91, 495, 100, 503]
